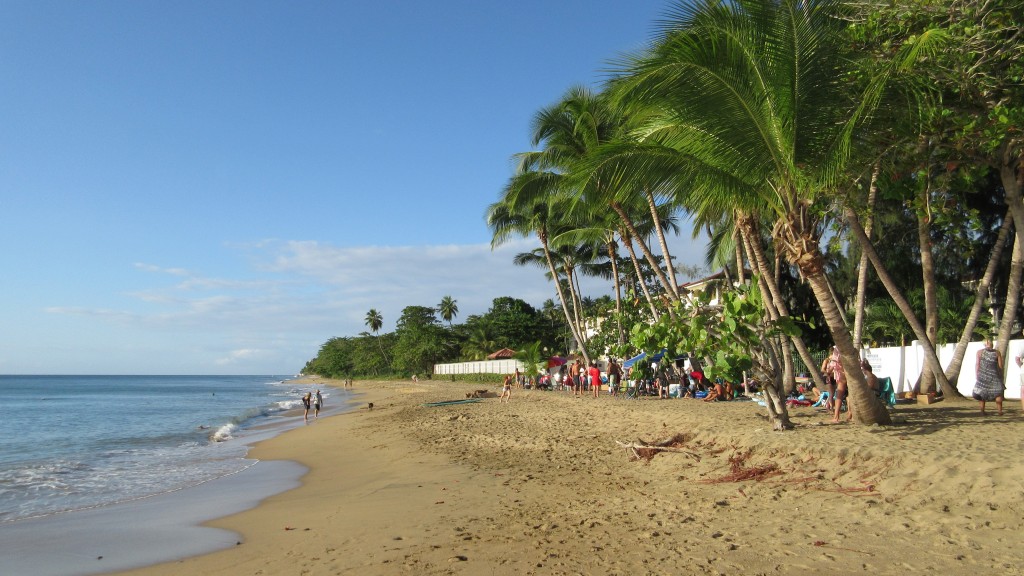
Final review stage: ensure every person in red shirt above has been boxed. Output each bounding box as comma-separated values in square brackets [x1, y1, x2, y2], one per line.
[588, 362, 602, 398]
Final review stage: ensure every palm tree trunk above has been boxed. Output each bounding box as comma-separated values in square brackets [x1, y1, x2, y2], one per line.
[645, 190, 680, 299]
[611, 201, 680, 303]
[734, 227, 746, 284]
[853, 162, 880, 349]
[563, 259, 588, 347]
[917, 176, 941, 394]
[843, 206, 957, 396]
[539, 232, 591, 365]
[801, 256, 891, 425]
[944, 209, 1013, 385]
[999, 137, 1024, 273]
[739, 216, 827, 393]
[621, 232, 660, 320]
[608, 239, 625, 345]
[996, 234, 1024, 359]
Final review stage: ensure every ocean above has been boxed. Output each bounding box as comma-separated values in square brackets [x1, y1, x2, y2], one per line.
[0, 375, 345, 523]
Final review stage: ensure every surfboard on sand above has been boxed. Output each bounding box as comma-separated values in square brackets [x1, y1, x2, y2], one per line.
[422, 398, 483, 407]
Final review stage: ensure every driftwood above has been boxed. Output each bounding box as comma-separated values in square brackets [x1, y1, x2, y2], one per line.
[616, 434, 701, 462]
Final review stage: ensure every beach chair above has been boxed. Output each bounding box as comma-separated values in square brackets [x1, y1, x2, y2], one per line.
[876, 377, 896, 408]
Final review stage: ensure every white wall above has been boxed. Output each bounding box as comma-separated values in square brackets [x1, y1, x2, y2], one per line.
[863, 339, 1023, 399]
[433, 359, 525, 375]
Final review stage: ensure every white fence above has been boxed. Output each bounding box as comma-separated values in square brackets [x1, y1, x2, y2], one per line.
[865, 339, 1023, 399]
[434, 359, 525, 376]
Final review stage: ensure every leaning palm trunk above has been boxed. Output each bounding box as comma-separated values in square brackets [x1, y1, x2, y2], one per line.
[645, 190, 681, 299]
[1000, 138, 1024, 273]
[540, 233, 591, 365]
[996, 235, 1024, 359]
[757, 334, 793, 430]
[611, 201, 680, 303]
[739, 215, 827, 393]
[843, 206, 956, 396]
[943, 209, 1013, 385]
[739, 227, 796, 391]
[608, 240, 625, 345]
[777, 204, 890, 425]
[998, 138, 1024, 357]
[852, 162, 881, 349]
[737, 229, 797, 427]
[563, 259, 589, 347]
[620, 231, 661, 320]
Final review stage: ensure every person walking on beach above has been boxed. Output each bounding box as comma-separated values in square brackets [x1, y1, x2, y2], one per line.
[313, 389, 323, 419]
[974, 337, 1004, 415]
[301, 392, 312, 421]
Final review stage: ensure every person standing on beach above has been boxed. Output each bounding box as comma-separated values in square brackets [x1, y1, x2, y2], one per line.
[313, 389, 323, 419]
[829, 346, 850, 423]
[974, 338, 1004, 415]
[301, 392, 312, 421]
[607, 359, 622, 396]
[589, 362, 602, 398]
[570, 361, 581, 397]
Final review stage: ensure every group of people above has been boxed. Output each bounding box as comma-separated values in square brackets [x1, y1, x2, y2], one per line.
[301, 389, 323, 421]
[820, 346, 879, 423]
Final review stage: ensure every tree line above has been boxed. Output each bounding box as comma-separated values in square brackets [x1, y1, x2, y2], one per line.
[485, 0, 1021, 427]
[304, 0, 1020, 428]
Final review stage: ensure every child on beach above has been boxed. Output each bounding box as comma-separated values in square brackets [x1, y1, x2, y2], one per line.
[500, 374, 513, 403]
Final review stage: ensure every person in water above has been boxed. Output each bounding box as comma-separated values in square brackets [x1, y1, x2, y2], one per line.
[313, 389, 323, 418]
[302, 392, 312, 421]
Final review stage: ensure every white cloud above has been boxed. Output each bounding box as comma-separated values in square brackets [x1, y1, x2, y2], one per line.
[42, 233, 707, 373]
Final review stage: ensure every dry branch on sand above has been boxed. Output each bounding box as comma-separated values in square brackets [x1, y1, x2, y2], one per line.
[699, 450, 782, 483]
[616, 433, 701, 462]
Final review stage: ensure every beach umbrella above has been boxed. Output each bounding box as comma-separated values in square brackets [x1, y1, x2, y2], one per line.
[546, 356, 567, 368]
[622, 352, 646, 368]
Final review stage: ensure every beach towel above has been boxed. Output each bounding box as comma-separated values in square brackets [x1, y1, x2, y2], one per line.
[812, 391, 830, 408]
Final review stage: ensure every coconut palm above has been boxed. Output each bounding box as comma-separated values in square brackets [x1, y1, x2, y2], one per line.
[487, 193, 592, 366]
[365, 308, 389, 365]
[438, 296, 459, 327]
[605, 0, 927, 424]
[522, 86, 683, 304]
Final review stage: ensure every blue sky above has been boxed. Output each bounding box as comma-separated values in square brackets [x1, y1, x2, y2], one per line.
[0, 0, 706, 375]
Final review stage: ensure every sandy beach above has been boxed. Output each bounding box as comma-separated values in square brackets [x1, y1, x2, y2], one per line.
[109, 378, 1023, 576]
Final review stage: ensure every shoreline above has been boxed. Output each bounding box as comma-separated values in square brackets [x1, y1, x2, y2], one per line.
[0, 377, 355, 576]
[104, 379, 1022, 575]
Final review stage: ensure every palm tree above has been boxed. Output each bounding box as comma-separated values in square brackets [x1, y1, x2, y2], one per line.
[438, 296, 459, 327]
[462, 327, 498, 361]
[487, 194, 592, 366]
[365, 308, 389, 365]
[607, 0, 920, 424]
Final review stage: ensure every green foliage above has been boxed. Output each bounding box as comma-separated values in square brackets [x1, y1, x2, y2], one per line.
[630, 281, 800, 384]
[514, 341, 545, 378]
[391, 306, 456, 376]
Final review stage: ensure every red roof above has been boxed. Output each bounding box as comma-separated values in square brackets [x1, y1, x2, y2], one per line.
[486, 348, 517, 359]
